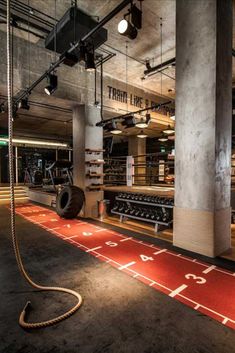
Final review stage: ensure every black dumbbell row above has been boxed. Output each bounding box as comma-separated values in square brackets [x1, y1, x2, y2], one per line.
[117, 192, 174, 206]
[112, 202, 172, 223]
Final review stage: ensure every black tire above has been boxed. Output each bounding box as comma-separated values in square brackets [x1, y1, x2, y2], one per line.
[56, 186, 85, 219]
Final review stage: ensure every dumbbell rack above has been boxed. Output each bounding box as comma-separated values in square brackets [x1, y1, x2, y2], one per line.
[111, 193, 173, 233]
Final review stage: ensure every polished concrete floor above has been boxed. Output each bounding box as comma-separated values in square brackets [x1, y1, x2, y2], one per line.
[1, 205, 235, 353]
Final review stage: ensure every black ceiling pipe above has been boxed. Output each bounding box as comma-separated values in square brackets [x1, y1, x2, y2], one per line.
[143, 57, 176, 76]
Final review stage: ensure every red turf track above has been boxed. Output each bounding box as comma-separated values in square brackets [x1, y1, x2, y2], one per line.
[14, 203, 235, 330]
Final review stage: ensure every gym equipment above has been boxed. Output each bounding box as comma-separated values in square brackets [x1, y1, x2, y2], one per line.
[111, 192, 174, 232]
[6, 1, 82, 329]
[43, 159, 73, 192]
[56, 185, 85, 219]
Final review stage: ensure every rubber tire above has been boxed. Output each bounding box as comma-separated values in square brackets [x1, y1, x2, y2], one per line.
[56, 186, 85, 219]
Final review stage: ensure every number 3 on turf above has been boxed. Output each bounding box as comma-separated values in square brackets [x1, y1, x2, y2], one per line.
[185, 273, 206, 284]
[140, 254, 154, 262]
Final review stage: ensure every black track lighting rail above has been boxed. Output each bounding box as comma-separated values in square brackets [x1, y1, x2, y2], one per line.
[142, 57, 176, 79]
[9, 0, 132, 107]
[96, 101, 172, 127]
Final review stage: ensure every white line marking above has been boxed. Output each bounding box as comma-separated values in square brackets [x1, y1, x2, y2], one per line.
[194, 304, 200, 310]
[177, 254, 182, 257]
[169, 284, 188, 298]
[222, 318, 228, 325]
[106, 260, 110, 263]
[86, 246, 102, 253]
[149, 282, 156, 287]
[94, 228, 106, 232]
[154, 249, 167, 255]
[192, 259, 197, 262]
[133, 274, 139, 278]
[64, 234, 79, 240]
[202, 265, 216, 274]
[118, 261, 136, 270]
[120, 237, 132, 242]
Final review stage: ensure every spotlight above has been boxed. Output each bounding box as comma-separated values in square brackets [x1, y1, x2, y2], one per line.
[85, 51, 95, 72]
[137, 130, 147, 138]
[0, 103, 5, 113]
[122, 115, 136, 128]
[79, 42, 87, 62]
[18, 98, 30, 110]
[118, 19, 138, 40]
[104, 121, 122, 135]
[163, 125, 175, 135]
[135, 113, 151, 128]
[145, 60, 151, 71]
[44, 74, 58, 95]
[158, 133, 168, 142]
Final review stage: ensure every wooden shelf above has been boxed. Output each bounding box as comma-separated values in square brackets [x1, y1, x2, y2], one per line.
[86, 173, 105, 178]
[85, 149, 105, 154]
[86, 160, 105, 165]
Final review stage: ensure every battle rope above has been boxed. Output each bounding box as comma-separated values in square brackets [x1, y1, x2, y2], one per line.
[6, 0, 82, 329]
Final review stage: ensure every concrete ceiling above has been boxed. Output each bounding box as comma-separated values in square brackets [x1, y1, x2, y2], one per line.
[18, 0, 176, 98]
[0, 0, 234, 143]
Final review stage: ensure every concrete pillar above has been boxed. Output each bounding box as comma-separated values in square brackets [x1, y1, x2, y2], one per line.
[174, 0, 232, 257]
[128, 136, 146, 185]
[73, 104, 103, 218]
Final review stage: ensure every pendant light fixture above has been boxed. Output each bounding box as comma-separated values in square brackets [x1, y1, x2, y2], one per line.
[158, 133, 168, 142]
[137, 130, 147, 138]
[163, 125, 174, 135]
[104, 121, 122, 135]
[135, 113, 151, 128]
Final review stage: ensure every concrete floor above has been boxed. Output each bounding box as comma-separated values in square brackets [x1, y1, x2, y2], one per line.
[1, 206, 235, 353]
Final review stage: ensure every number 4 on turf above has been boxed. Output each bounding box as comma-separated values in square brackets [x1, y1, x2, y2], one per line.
[140, 254, 154, 262]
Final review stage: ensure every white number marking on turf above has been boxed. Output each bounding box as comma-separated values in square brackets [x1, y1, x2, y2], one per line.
[82, 232, 93, 236]
[105, 241, 118, 247]
[140, 254, 154, 262]
[185, 273, 206, 284]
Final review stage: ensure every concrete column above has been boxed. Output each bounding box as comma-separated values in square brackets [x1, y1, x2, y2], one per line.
[73, 104, 103, 218]
[128, 136, 146, 185]
[174, 0, 232, 257]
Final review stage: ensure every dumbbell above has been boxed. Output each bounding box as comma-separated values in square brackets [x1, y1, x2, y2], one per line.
[112, 202, 119, 211]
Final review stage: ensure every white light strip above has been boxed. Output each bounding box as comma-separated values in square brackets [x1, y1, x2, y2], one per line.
[0, 137, 68, 148]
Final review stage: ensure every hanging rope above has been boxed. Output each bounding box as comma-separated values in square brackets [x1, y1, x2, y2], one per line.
[7, 0, 83, 329]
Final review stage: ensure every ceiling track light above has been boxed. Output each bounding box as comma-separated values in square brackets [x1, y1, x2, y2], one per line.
[0, 103, 5, 113]
[85, 50, 96, 72]
[18, 98, 30, 110]
[104, 121, 122, 135]
[135, 113, 151, 128]
[122, 115, 136, 128]
[44, 73, 58, 95]
[117, 3, 142, 40]
[118, 19, 138, 39]
[137, 130, 147, 138]
[163, 125, 175, 135]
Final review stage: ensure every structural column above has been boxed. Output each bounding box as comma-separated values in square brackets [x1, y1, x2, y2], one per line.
[73, 104, 103, 217]
[128, 136, 146, 185]
[174, 0, 232, 257]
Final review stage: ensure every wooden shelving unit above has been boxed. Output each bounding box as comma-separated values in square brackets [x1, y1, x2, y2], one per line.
[85, 150, 105, 192]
